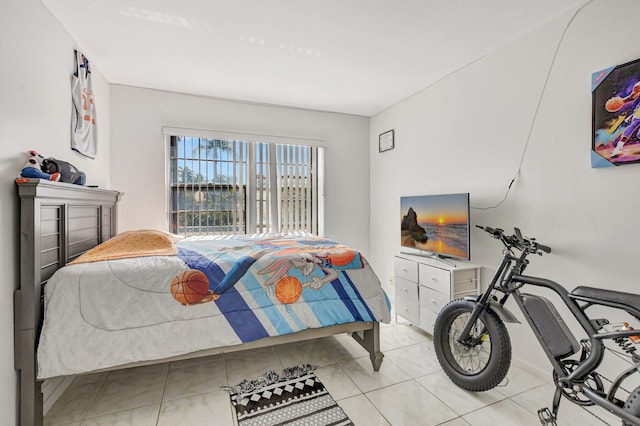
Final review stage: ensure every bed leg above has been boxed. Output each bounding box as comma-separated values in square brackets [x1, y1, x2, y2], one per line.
[18, 329, 44, 426]
[369, 349, 384, 372]
[20, 373, 43, 426]
[350, 322, 384, 371]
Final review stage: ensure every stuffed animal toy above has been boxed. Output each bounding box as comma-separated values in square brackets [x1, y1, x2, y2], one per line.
[20, 150, 60, 181]
[41, 155, 86, 185]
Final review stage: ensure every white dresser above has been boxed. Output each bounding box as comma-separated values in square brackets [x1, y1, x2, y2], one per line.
[394, 253, 480, 334]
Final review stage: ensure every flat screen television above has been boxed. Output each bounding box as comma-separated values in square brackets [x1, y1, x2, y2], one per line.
[400, 193, 471, 262]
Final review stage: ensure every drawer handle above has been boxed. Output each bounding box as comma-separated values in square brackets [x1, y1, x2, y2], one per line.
[402, 267, 408, 272]
[403, 307, 409, 312]
[430, 299, 437, 305]
[431, 276, 439, 282]
[402, 287, 408, 292]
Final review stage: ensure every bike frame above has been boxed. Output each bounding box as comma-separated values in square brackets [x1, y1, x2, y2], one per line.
[509, 274, 602, 380]
[456, 236, 640, 425]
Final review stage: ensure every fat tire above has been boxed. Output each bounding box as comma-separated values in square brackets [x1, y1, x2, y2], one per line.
[434, 299, 512, 391]
[623, 385, 640, 425]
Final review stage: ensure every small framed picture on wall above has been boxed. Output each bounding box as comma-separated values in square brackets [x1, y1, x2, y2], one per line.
[379, 129, 394, 153]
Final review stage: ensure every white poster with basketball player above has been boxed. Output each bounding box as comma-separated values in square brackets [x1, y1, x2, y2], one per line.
[71, 50, 97, 158]
[592, 58, 640, 167]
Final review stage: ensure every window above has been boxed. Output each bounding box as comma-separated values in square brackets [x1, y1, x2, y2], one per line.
[165, 129, 324, 237]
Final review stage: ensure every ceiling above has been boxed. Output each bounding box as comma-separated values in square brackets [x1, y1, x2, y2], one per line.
[42, 0, 585, 117]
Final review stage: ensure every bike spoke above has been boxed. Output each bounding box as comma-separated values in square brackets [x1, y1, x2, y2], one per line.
[447, 312, 492, 375]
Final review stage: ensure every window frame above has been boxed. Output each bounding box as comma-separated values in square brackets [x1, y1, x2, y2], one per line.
[163, 127, 325, 236]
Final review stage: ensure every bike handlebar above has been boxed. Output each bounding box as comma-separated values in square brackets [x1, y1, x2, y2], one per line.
[476, 225, 551, 254]
[536, 242, 552, 254]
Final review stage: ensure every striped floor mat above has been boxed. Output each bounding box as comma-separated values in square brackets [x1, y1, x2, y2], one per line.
[224, 365, 354, 426]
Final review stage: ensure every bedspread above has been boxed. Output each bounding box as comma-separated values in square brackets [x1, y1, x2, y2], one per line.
[37, 232, 391, 378]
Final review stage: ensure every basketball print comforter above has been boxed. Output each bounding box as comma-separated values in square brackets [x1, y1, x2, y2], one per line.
[37, 232, 391, 379]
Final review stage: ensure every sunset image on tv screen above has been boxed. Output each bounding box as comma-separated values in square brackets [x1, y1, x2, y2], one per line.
[400, 193, 470, 260]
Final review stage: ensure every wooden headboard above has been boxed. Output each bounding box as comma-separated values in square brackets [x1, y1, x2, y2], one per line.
[15, 178, 121, 426]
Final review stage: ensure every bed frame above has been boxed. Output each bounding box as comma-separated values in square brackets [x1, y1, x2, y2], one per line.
[15, 178, 383, 426]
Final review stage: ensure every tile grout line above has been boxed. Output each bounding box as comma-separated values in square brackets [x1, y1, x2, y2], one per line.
[221, 353, 240, 426]
[78, 373, 110, 424]
[153, 363, 171, 426]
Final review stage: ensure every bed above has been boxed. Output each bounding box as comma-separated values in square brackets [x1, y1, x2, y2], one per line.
[15, 178, 390, 426]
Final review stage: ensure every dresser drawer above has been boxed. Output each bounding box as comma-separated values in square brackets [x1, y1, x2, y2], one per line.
[419, 308, 438, 335]
[395, 277, 419, 301]
[394, 257, 418, 283]
[395, 294, 420, 324]
[419, 286, 450, 316]
[419, 264, 451, 294]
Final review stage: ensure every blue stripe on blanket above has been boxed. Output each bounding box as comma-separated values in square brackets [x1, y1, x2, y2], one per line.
[338, 271, 376, 321]
[217, 288, 270, 342]
[303, 271, 377, 325]
[238, 272, 296, 335]
[178, 248, 269, 342]
[329, 275, 365, 322]
[297, 273, 363, 325]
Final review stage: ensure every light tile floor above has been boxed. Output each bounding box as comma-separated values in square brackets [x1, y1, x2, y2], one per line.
[44, 322, 620, 426]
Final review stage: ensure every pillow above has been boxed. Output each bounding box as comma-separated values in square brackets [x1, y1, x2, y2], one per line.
[69, 229, 182, 265]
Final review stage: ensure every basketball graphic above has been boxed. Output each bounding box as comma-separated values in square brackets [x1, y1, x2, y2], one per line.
[327, 250, 356, 267]
[170, 269, 210, 305]
[275, 276, 303, 304]
[605, 96, 624, 112]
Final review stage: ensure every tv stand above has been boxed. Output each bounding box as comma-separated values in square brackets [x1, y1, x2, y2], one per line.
[394, 253, 480, 334]
[399, 251, 457, 268]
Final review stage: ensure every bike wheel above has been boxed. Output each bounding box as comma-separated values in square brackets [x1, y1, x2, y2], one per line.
[434, 299, 512, 391]
[624, 386, 640, 425]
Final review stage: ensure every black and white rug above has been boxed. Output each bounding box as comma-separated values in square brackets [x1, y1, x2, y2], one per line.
[223, 364, 354, 426]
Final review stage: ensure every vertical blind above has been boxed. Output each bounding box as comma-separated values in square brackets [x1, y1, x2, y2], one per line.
[167, 132, 323, 236]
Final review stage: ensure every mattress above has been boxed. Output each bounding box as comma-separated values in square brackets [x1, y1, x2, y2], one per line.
[37, 231, 391, 378]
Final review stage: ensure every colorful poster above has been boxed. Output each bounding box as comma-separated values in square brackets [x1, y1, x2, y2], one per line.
[592, 59, 640, 167]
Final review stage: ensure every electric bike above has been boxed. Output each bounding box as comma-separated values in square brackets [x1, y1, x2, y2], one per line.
[433, 225, 640, 425]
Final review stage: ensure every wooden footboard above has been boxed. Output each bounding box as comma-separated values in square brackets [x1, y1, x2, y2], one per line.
[15, 179, 384, 426]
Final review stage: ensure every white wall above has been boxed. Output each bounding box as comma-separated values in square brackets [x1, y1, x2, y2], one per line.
[0, 1, 112, 423]
[110, 86, 371, 252]
[6, 0, 638, 419]
[370, 0, 640, 371]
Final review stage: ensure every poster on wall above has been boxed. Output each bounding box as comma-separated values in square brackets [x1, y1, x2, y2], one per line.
[592, 58, 640, 168]
[71, 50, 97, 159]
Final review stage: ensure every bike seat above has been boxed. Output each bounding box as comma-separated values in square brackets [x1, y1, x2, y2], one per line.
[571, 286, 640, 319]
